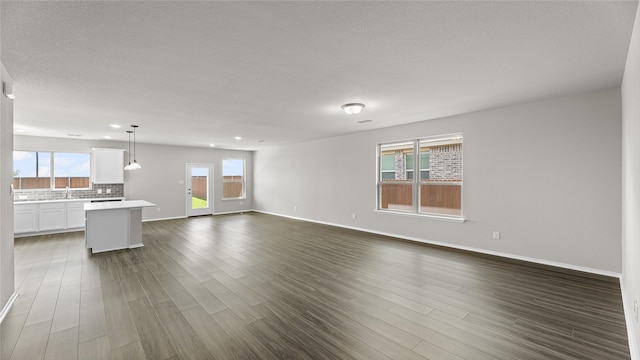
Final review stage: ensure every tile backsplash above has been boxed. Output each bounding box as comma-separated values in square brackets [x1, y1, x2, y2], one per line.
[14, 183, 124, 202]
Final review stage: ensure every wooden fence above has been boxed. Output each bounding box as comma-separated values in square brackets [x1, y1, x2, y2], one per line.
[13, 177, 90, 190]
[191, 176, 208, 200]
[223, 176, 243, 198]
[191, 176, 244, 200]
[381, 181, 461, 212]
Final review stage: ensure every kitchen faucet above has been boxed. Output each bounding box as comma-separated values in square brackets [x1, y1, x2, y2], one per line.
[64, 186, 74, 199]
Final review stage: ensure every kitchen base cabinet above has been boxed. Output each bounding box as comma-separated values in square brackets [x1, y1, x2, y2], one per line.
[38, 202, 66, 231]
[14, 204, 38, 233]
[66, 202, 87, 228]
[13, 199, 122, 236]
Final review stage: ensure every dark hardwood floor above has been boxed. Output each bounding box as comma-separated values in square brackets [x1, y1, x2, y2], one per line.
[1, 212, 631, 359]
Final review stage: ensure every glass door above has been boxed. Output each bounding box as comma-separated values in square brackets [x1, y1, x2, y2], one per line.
[186, 163, 213, 216]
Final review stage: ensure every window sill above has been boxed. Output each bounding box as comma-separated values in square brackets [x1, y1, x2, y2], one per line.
[222, 197, 246, 201]
[374, 209, 466, 223]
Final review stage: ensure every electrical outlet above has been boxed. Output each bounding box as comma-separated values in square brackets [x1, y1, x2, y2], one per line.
[493, 231, 501, 240]
[97, 189, 102, 194]
[352, 213, 357, 219]
[294, 206, 297, 211]
[106, 188, 111, 194]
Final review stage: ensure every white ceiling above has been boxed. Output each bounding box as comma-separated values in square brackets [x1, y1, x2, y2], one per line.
[1, 1, 638, 150]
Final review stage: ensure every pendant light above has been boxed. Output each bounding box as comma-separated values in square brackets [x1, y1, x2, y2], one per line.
[129, 125, 141, 170]
[124, 125, 141, 170]
[124, 130, 135, 170]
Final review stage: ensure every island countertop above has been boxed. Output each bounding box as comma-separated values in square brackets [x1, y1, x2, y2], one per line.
[84, 200, 155, 211]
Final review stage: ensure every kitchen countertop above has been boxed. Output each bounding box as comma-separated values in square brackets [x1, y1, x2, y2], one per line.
[14, 197, 125, 205]
[84, 200, 155, 211]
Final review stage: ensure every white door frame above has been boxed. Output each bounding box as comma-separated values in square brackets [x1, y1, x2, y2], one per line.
[186, 163, 214, 217]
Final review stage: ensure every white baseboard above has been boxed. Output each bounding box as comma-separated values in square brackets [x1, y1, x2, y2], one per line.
[142, 215, 187, 222]
[14, 227, 84, 238]
[254, 210, 621, 278]
[620, 276, 639, 360]
[142, 211, 250, 223]
[0, 292, 19, 325]
[213, 210, 251, 216]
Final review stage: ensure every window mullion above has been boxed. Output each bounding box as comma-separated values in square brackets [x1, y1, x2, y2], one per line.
[413, 140, 419, 213]
[50, 152, 55, 190]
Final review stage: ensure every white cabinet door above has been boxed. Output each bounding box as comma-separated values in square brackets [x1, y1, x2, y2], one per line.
[92, 148, 125, 184]
[14, 204, 38, 233]
[39, 202, 66, 231]
[67, 201, 88, 228]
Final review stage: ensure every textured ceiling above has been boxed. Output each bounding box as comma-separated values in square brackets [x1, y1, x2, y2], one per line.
[1, 1, 638, 150]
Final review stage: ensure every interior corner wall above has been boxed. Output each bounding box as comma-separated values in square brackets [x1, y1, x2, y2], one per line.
[622, 0, 640, 357]
[254, 87, 622, 273]
[1, 63, 15, 310]
[13, 136, 254, 220]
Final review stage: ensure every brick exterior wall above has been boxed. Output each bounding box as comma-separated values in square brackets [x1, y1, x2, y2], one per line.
[394, 151, 407, 180]
[428, 144, 462, 181]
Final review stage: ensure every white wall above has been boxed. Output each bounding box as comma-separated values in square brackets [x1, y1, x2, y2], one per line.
[13, 136, 253, 220]
[1, 64, 15, 315]
[622, 1, 640, 357]
[255, 88, 622, 274]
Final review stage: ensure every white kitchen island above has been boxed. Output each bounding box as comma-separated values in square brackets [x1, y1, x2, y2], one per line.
[84, 200, 155, 253]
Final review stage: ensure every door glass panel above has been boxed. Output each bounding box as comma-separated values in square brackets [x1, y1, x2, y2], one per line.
[191, 167, 209, 210]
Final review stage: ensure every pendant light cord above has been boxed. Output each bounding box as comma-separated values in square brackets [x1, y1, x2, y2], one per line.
[127, 130, 132, 164]
[132, 125, 139, 163]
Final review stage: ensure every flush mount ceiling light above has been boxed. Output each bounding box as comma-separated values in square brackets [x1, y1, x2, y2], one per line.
[341, 103, 365, 115]
[124, 125, 142, 170]
[110, 124, 121, 129]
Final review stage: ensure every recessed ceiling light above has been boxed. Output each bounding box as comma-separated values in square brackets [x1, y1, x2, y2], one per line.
[110, 124, 121, 128]
[234, 136, 242, 140]
[209, 144, 215, 147]
[104, 136, 112, 139]
[14, 128, 26, 133]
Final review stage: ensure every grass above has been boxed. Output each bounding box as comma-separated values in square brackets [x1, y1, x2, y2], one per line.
[192, 196, 208, 209]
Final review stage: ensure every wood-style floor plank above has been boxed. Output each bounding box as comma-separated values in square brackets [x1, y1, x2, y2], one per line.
[2, 212, 631, 360]
[110, 340, 148, 360]
[128, 296, 177, 360]
[44, 326, 79, 360]
[78, 335, 111, 360]
[9, 320, 51, 360]
[50, 283, 81, 333]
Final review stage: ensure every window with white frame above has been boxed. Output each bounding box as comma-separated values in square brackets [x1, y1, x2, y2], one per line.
[13, 151, 91, 190]
[222, 159, 245, 199]
[378, 134, 462, 217]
